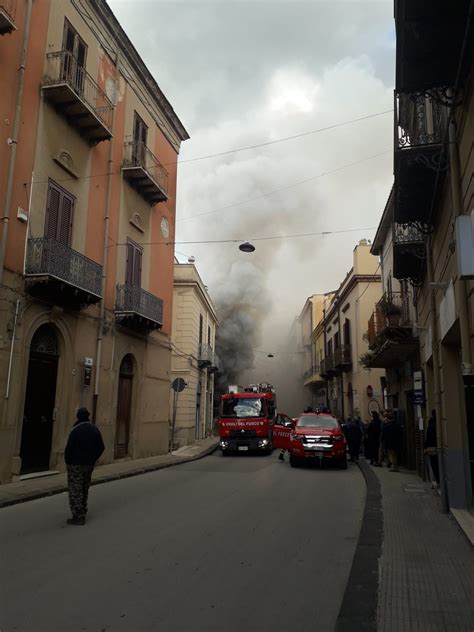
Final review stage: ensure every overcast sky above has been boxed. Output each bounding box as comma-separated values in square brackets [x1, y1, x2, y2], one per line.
[109, 0, 394, 380]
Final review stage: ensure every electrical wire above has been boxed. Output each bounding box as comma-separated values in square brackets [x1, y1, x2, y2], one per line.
[107, 226, 378, 249]
[23, 112, 392, 189]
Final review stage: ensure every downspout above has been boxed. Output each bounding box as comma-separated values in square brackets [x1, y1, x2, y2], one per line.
[92, 51, 119, 423]
[426, 240, 449, 513]
[0, 0, 34, 286]
[4, 299, 20, 399]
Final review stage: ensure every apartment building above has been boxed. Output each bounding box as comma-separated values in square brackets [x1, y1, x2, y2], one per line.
[320, 241, 384, 420]
[170, 262, 219, 447]
[0, 0, 189, 482]
[391, 2, 474, 515]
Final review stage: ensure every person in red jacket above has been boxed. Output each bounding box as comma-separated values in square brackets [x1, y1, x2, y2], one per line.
[64, 407, 105, 525]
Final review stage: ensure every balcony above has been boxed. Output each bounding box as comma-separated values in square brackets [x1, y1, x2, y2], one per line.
[25, 238, 102, 309]
[394, 91, 448, 225]
[198, 343, 213, 368]
[122, 141, 168, 205]
[334, 345, 352, 372]
[395, 0, 471, 93]
[303, 365, 323, 385]
[208, 352, 220, 374]
[365, 292, 418, 368]
[320, 356, 335, 379]
[393, 223, 426, 284]
[42, 51, 113, 144]
[0, 1, 16, 34]
[115, 284, 164, 332]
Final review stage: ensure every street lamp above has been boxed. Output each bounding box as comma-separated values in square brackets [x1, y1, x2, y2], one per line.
[239, 241, 255, 253]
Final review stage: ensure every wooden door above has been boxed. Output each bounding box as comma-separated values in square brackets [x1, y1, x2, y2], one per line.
[45, 180, 74, 246]
[125, 240, 142, 287]
[20, 327, 59, 474]
[132, 113, 148, 165]
[115, 356, 134, 459]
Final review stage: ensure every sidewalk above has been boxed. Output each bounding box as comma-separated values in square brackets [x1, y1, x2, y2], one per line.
[0, 437, 218, 509]
[367, 463, 474, 632]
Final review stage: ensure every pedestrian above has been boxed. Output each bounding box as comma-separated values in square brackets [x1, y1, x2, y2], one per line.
[381, 411, 401, 472]
[424, 410, 440, 486]
[366, 411, 382, 465]
[343, 417, 363, 461]
[304, 406, 314, 413]
[64, 407, 105, 525]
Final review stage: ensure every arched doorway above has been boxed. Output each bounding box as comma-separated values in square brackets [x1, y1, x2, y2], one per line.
[20, 325, 59, 474]
[115, 354, 134, 459]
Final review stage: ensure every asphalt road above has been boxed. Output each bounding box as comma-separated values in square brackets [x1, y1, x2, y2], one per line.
[0, 452, 365, 632]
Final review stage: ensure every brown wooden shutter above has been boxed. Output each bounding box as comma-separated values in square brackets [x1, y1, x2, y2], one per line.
[125, 242, 134, 286]
[45, 183, 61, 239]
[134, 247, 142, 287]
[125, 241, 142, 287]
[58, 192, 74, 245]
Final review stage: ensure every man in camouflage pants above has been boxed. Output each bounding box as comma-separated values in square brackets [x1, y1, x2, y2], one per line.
[65, 408, 105, 525]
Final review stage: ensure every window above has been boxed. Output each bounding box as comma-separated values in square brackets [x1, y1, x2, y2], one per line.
[297, 415, 338, 429]
[221, 397, 266, 419]
[208, 325, 211, 346]
[199, 314, 203, 345]
[125, 239, 142, 287]
[343, 319, 351, 346]
[62, 20, 87, 92]
[334, 332, 340, 350]
[132, 112, 148, 166]
[327, 339, 333, 356]
[44, 180, 74, 246]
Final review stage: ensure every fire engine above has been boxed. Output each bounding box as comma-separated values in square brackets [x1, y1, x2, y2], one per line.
[218, 383, 276, 455]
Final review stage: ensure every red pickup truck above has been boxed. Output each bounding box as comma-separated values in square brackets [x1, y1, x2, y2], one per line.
[287, 412, 348, 469]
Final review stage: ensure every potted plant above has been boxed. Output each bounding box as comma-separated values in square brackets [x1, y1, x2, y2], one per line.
[378, 296, 402, 326]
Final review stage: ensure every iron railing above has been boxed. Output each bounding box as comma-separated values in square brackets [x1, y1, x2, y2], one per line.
[1, 0, 15, 19]
[25, 238, 102, 297]
[334, 345, 352, 368]
[393, 223, 426, 245]
[115, 284, 164, 325]
[43, 51, 114, 131]
[198, 343, 213, 365]
[210, 352, 220, 372]
[123, 141, 168, 195]
[303, 365, 321, 379]
[395, 91, 446, 151]
[368, 291, 413, 347]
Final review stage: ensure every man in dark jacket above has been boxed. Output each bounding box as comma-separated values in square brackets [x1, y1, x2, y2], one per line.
[343, 418, 363, 461]
[381, 412, 402, 472]
[65, 407, 105, 525]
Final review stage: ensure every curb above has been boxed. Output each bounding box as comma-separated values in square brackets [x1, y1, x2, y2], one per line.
[0, 442, 218, 509]
[335, 459, 383, 632]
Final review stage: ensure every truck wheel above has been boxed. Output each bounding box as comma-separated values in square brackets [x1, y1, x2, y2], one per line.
[289, 456, 300, 468]
[338, 455, 348, 469]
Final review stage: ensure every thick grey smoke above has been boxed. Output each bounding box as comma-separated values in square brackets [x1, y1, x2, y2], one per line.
[214, 259, 271, 392]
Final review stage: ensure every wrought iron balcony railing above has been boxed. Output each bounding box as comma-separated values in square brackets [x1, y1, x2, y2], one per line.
[198, 343, 213, 366]
[25, 238, 102, 302]
[393, 223, 426, 246]
[368, 292, 413, 348]
[115, 284, 164, 330]
[122, 141, 169, 204]
[334, 345, 352, 369]
[42, 51, 113, 142]
[395, 91, 446, 152]
[209, 351, 220, 373]
[0, 0, 16, 34]
[303, 365, 322, 380]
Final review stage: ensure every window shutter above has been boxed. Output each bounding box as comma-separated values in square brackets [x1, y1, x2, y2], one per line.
[45, 183, 61, 239]
[134, 247, 142, 287]
[58, 192, 74, 245]
[125, 242, 134, 286]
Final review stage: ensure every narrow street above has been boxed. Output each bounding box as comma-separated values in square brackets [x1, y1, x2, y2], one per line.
[0, 453, 365, 632]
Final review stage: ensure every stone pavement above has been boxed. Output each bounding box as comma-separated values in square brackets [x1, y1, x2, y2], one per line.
[0, 437, 218, 508]
[371, 463, 474, 632]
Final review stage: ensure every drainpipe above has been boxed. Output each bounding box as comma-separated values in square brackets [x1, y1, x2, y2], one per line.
[0, 0, 34, 287]
[4, 299, 20, 399]
[426, 238, 449, 513]
[92, 51, 119, 423]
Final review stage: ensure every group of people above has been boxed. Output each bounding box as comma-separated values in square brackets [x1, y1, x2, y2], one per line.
[343, 410, 402, 471]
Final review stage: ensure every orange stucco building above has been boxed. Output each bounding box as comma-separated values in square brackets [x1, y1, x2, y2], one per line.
[0, 0, 189, 482]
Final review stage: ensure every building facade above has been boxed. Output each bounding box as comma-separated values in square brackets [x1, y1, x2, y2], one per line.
[364, 190, 423, 472]
[0, 0, 188, 482]
[321, 240, 384, 420]
[170, 262, 219, 448]
[390, 2, 474, 513]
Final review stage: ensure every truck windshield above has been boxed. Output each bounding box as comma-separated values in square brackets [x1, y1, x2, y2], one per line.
[297, 415, 338, 429]
[221, 398, 266, 418]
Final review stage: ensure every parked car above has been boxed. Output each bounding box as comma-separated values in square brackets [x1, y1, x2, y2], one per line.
[288, 413, 347, 469]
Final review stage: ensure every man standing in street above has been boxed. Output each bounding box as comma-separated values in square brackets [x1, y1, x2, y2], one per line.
[64, 407, 105, 525]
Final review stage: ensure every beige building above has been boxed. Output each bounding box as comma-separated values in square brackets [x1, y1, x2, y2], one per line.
[170, 262, 219, 447]
[321, 240, 384, 420]
[0, 1, 188, 482]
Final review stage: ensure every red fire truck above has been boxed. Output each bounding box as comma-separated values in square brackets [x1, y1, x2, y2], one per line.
[218, 384, 277, 455]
